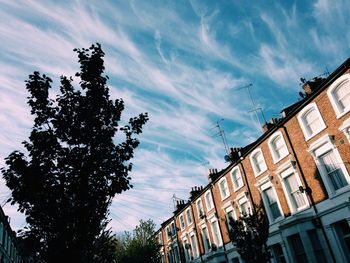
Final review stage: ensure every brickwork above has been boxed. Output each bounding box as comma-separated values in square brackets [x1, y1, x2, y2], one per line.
[157, 57, 350, 263]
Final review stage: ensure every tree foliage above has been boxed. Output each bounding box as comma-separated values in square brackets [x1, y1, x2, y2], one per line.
[229, 205, 270, 263]
[1, 44, 148, 263]
[115, 219, 160, 263]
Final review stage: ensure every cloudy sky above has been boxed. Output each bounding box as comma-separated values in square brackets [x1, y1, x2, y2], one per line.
[0, 0, 349, 232]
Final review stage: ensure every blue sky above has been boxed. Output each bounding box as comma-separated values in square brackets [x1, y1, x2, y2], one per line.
[0, 0, 349, 232]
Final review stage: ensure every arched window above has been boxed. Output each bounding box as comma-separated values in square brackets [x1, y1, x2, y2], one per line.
[268, 131, 289, 163]
[297, 103, 326, 140]
[250, 148, 267, 176]
[327, 73, 350, 118]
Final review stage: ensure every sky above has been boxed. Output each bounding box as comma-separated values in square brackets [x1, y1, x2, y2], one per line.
[0, 0, 349, 233]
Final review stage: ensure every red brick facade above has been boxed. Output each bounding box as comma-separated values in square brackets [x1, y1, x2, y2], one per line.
[157, 58, 350, 263]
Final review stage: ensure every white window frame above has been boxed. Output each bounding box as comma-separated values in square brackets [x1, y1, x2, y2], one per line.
[339, 118, 350, 143]
[182, 238, 191, 262]
[218, 177, 230, 200]
[268, 131, 289, 163]
[327, 73, 350, 118]
[256, 175, 284, 224]
[200, 225, 211, 254]
[277, 161, 309, 213]
[236, 192, 252, 216]
[210, 217, 223, 247]
[250, 148, 268, 177]
[297, 102, 327, 141]
[308, 134, 350, 196]
[224, 205, 237, 230]
[230, 166, 244, 191]
[196, 199, 204, 219]
[179, 214, 185, 230]
[185, 208, 193, 226]
[189, 232, 199, 259]
[205, 191, 214, 211]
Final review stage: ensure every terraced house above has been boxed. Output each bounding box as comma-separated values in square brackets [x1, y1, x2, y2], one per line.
[157, 57, 350, 263]
[0, 206, 28, 263]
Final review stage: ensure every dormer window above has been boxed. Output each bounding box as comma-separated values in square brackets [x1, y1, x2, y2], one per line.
[268, 131, 289, 163]
[218, 177, 230, 200]
[250, 148, 267, 176]
[230, 167, 243, 191]
[327, 73, 350, 118]
[297, 103, 326, 140]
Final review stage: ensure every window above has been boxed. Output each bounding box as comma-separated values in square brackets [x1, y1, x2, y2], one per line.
[179, 214, 185, 230]
[173, 244, 180, 263]
[166, 226, 171, 240]
[270, 243, 286, 263]
[339, 118, 350, 143]
[237, 195, 252, 216]
[230, 167, 243, 191]
[268, 131, 289, 163]
[183, 238, 191, 262]
[250, 148, 267, 176]
[186, 208, 193, 225]
[225, 206, 236, 230]
[210, 218, 223, 247]
[205, 191, 214, 211]
[171, 222, 176, 237]
[297, 103, 326, 140]
[201, 226, 211, 253]
[307, 229, 327, 263]
[278, 163, 308, 213]
[196, 199, 204, 218]
[333, 220, 350, 262]
[327, 73, 350, 118]
[219, 177, 230, 200]
[261, 186, 283, 223]
[190, 233, 199, 258]
[308, 135, 350, 196]
[288, 234, 308, 263]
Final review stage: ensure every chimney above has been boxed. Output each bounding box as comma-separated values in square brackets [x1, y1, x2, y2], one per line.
[302, 77, 324, 95]
[190, 185, 203, 199]
[208, 168, 220, 183]
[262, 122, 273, 132]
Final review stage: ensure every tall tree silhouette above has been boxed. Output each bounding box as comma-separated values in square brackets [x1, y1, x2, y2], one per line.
[1, 44, 148, 263]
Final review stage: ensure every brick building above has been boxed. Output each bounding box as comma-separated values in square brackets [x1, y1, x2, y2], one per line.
[157, 57, 350, 263]
[0, 206, 28, 263]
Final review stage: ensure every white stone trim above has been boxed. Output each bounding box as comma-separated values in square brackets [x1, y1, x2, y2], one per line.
[297, 102, 327, 141]
[327, 73, 350, 119]
[268, 130, 289, 164]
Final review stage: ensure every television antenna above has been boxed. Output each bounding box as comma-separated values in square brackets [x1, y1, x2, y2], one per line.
[172, 194, 185, 210]
[210, 119, 230, 155]
[233, 83, 266, 132]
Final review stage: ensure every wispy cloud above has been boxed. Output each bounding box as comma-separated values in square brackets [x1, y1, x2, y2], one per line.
[0, 0, 349, 232]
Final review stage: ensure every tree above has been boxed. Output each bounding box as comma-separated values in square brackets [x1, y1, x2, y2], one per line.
[1, 44, 148, 263]
[115, 219, 161, 263]
[229, 205, 270, 263]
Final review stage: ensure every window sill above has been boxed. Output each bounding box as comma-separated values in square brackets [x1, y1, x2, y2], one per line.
[272, 153, 289, 165]
[304, 126, 327, 141]
[335, 107, 350, 119]
[329, 185, 350, 200]
[233, 184, 244, 192]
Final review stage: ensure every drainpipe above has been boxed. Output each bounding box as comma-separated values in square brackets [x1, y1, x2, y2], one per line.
[239, 162, 257, 214]
[239, 161, 271, 263]
[209, 185, 229, 263]
[174, 216, 185, 263]
[190, 202, 204, 262]
[282, 125, 336, 263]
